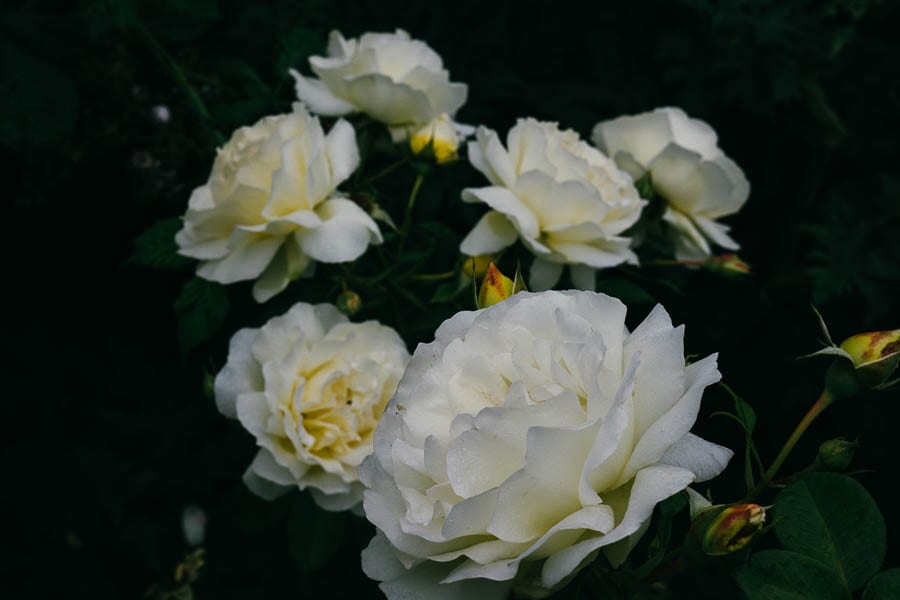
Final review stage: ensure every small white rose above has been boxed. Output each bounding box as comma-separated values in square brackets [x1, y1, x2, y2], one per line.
[592, 107, 749, 259]
[360, 290, 732, 599]
[291, 29, 468, 138]
[215, 303, 410, 511]
[459, 119, 646, 291]
[176, 103, 381, 302]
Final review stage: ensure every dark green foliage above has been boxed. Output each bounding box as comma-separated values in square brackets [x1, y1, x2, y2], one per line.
[4, 0, 900, 598]
[774, 472, 886, 592]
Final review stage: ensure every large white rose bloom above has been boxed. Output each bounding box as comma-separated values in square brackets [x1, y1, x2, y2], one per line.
[176, 103, 381, 303]
[592, 107, 749, 260]
[360, 290, 732, 598]
[459, 119, 646, 292]
[290, 29, 468, 139]
[215, 303, 410, 511]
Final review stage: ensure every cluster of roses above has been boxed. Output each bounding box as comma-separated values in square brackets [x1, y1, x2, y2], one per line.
[177, 30, 750, 599]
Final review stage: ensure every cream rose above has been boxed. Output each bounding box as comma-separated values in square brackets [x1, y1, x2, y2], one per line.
[360, 290, 732, 598]
[215, 303, 410, 511]
[290, 29, 467, 138]
[459, 120, 646, 291]
[176, 103, 381, 303]
[592, 107, 749, 259]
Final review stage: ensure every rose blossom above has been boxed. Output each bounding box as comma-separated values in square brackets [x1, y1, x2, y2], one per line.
[215, 302, 409, 511]
[459, 119, 646, 291]
[291, 29, 467, 139]
[176, 103, 381, 302]
[360, 290, 732, 598]
[592, 107, 749, 259]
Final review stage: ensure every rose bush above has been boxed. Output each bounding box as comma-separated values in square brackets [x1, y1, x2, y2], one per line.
[360, 290, 732, 598]
[215, 302, 409, 511]
[291, 29, 468, 138]
[592, 107, 749, 259]
[459, 119, 646, 291]
[176, 103, 381, 302]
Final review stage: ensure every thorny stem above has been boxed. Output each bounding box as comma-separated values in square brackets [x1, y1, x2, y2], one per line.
[745, 389, 834, 501]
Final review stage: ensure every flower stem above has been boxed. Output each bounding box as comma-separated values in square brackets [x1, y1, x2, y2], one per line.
[398, 173, 425, 253]
[745, 389, 833, 501]
[409, 271, 456, 281]
[364, 156, 411, 184]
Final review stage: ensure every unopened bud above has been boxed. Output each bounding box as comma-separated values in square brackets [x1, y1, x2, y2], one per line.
[839, 330, 900, 388]
[704, 254, 751, 277]
[816, 438, 859, 472]
[462, 254, 496, 280]
[410, 114, 460, 164]
[696, 504, 766, 556]
[478, 263, 515, 308]
[336, 290, 362, 315]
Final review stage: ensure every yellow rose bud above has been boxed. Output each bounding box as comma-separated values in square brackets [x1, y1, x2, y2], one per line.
[336, 290, 362, 315]
[697, 504, 766, 556]
[478, 262, 515, 308]
[409, 114, 460, 164]
[462, 254, 496, 280]
[703, 254, 751, 277]
[838, 330, 900, 387]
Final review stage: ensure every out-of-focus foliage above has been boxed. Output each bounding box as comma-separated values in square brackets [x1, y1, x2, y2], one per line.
[3, 0, 899, 598]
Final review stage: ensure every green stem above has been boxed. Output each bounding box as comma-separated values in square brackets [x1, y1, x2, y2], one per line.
[409, 271, 456, 282]
[745, 389, 833, 501]
[398, 173, 425, 252]
[364, 156, 410, 184]
[135, 25, 225, 146]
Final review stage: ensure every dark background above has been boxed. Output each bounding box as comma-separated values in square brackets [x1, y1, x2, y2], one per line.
[3, 0, 900, 597]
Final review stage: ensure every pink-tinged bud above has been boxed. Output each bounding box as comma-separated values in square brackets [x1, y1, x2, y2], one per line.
[336, 290, 362, 315]
[478, 263, 515, 308]
[704, 254, 751, 277]
[838, 330, 900, 388]
[697, 504, 766, 556]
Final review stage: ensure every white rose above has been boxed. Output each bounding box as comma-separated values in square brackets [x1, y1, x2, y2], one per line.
[360, 290, 732, 599]
[291, 29, 467, 138]
[176, 103, 381, 303]
[592, 107, 749, 260]
[459, 119, 646, 291]
[215, 303, 410, 511]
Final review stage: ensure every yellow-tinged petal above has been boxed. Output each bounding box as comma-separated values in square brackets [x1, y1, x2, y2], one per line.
[839, 329, 900, 387]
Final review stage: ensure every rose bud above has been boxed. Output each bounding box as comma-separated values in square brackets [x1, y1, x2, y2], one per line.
[461, 254, 497, 280]
[410, 113, 460, 164]
[336, 290, 362, 315]
[477, 262, 515, 308]
[694, 504, 766, 556]
[703, 254, 751, 277]
[838, 330, 900, 388]
[815, 438, 859, 472]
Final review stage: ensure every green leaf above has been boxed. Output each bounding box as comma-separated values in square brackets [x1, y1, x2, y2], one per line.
[430, 280, 464, 303]
[718, 382, 762, 490]
[774, 472, 886, 591]
[174, 278, 229, 354]
[595, 278, 654, 304]
[735, 549, 849, 600]
[863, 569, 900, 600]
[127, 218, 192, 270]
[287, 492, 348, 574]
